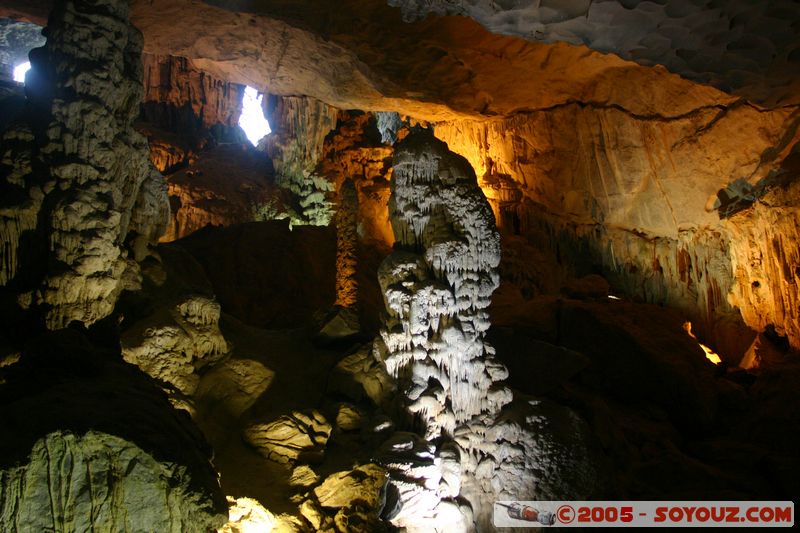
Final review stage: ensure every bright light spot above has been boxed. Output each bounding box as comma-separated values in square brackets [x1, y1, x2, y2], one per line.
[699, 344, 722, 365]
[239, 86, 271, 146]
[683, 321, 723, 365]
[607, 294, 621, 300]
[13, 62, 31, 83]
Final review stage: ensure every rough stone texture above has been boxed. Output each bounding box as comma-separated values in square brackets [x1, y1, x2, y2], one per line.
[436, 102, 800, 354]
[0, 0, 169, 329]
[455, 398, 602, 526]
[328, 345, 395, 407]
[195, 358, 274, 419]
[0, 19, 43, 79]
[0, 431, 224, 533]
[121, 295, 228, 396]
[218, 497, 277, 533]
[335, 179, 359, 309]
[0, 328, 227, 532]
[376, 130, 525, 530]
[4, 0, 746, 120]
[726, 178, 800, 352]
[160, 144, 287, 242]
[318, 111, 394, 247]
[142, 53, 244, 133]
[243, 409, 332, 466]
[388, 0, 800, 106]
[335, 402, 365, 431]
[289, 465, 320, 489]
[264, 94, 339, 226]
[139, 53, 247, 173]
[313, 463, 387, 510]
[437, 104, 797, 239]
[376, 432, 469, 531]
[378, 129, 509, 438]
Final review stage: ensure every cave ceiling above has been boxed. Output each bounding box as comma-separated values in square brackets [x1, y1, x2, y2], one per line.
[1, 0, 798, 122]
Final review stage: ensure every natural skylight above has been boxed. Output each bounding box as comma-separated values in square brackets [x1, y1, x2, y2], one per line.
[13, 61, 31, 83]
[239, 86, 271, 146]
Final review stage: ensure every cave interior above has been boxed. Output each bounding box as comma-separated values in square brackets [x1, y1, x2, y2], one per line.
[0, 0, 799, 531]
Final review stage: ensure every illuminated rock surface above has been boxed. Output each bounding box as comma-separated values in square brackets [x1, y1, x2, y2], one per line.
[0, 0, 798, 531]
[0, 0, 169, 329]
[0, 431, 223, 532]
[388, 0, 800, 105]
[0, 329, 227, 532]
[378, 130, 509, 438]
[121, 294, 228, 395]
[264, 95, 339, 226]
[243, 409, 332, 466]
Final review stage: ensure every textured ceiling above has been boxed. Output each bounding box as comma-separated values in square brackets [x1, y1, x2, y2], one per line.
[387, 0, 800, 106]
[0, 0, 797, 114]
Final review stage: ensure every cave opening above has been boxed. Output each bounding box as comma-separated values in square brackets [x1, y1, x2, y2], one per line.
[239, 85, 271, 146]
[11, 60, 28, 82]
[0, 1, 798, 532]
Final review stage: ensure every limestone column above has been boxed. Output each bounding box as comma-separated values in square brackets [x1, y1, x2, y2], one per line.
[0, 0, 169, 329]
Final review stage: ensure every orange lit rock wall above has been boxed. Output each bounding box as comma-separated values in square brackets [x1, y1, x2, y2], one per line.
[318, 112, 394, 247]
[727, 179, 800, 351]
[334, 179, 358, 309]
[160, 145, 284, 242]
[437, 104, 800, 354]
[139, 53, 245, 174]
[142, 53, 243, 130]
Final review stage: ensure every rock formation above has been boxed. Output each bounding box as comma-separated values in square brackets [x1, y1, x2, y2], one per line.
[335, 179, 359, 310]
[0, 0, 798, 531]
[0, 0, 169, 329]
[243, 409, 332, 466]
[0, 329, 228, 532]
[318, 111, 394, 247]
[140, 53, 246, 173]
[378, 129, 509, 438]
[121, 294, 228, 397]
[387, 0, 800, 106]
[264, 94, 339, 226]
[159, 144, 285, 242]
[436, 101, 800, 356]
[1, 431, 223, 532]
[375, 129, 519, 528]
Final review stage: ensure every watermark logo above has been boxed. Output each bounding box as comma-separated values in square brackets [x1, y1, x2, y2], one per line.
[495, 502, 555, 525]
[494, 501, 794, 528]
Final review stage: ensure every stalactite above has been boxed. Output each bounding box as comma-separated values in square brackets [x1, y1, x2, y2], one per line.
[379, 129, 508, 438]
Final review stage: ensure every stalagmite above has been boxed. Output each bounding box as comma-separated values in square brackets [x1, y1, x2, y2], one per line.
[378, 129, 508, 438]
[376, 129, 517, 530]
[0, 0, 169, 329]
